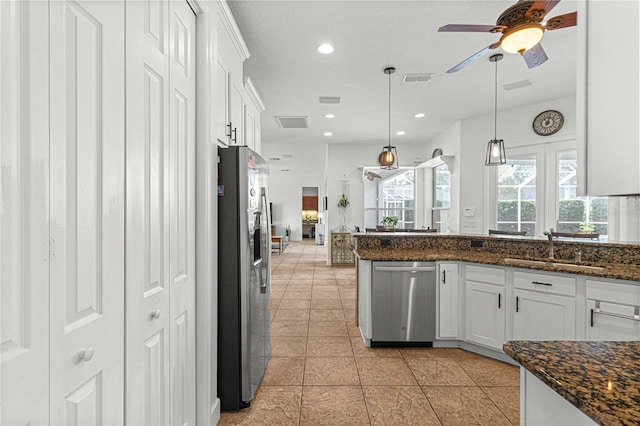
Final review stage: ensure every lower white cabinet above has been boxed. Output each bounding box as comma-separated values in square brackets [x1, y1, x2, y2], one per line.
[513, 289, 576, 340]
[586, 279, 640, 341]
[438, 263, 459, 339]
[465, 281, 506, 350]
[357, 259, 372, 340]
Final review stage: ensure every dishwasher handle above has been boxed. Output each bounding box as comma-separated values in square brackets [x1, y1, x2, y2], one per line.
[374, 266, 436, 273]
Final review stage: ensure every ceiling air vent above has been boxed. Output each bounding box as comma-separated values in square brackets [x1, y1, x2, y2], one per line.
[503, 79, 532, 91]
[318, 96, 341, 104]
[402, 73, 434, 83]
[275, 116, 310, 129]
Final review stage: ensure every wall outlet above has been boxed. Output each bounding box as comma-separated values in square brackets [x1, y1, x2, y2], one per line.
[463, 208, 475, 217]
[471, 239, 484, 248]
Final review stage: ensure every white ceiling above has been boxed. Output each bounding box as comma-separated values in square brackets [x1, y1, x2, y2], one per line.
[228, 0, 578, 168]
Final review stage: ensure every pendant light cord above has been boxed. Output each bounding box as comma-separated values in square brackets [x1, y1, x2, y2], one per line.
[494, 58, 498, 140]
[388, 70, 391, 148]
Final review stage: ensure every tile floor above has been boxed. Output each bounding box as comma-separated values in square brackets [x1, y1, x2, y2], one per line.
[219, 241, 520, 425]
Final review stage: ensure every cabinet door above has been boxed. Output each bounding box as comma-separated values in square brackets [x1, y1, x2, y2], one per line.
[230, 83, 244, 145]
[513, 290, 576, 341]
[587, 300, 640, 341]
[438, 263, 459, 339]
[49, 1, 125, 424]
[465, 281, 505, 350]
[244, 103, 256, 150]
[215, 58, 230, 145]
[0, 2, 50, 424]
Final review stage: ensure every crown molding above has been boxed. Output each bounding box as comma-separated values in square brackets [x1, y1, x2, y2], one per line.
[217, 0, 250, 61]
[244, 78, 266, 112]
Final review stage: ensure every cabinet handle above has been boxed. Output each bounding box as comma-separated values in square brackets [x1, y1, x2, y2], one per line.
[532, 281, 552, 286]
[516, 296, 520, 312]
[232, 127, 237, 143]
[78, 347, 95, 362]
[498, 293, 501, 309]
[591, 301, 640, 326]
[226, 122, 232, 138]
[150, 309, 161, 320]
[590, 308, 594, 327]
[442, 270, 446, 284]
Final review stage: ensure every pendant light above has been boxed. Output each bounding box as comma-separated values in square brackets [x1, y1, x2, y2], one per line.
[485, 54, 507, 166]
[378, 67, 399, 169]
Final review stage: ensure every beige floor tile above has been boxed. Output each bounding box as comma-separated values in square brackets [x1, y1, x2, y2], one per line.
[278, 299, 311, 310]
[262, 358, 305, 385]
[271, 336, 307, 357]
[219, 386, 302, 426]
[311, 290, 342, 300]
[457, 358, 520, 387]
[356, 358, 418, 385]
[288, 279, 314, 286]
[445, 348, 485, 359]
[363, 386, 441, 425]
[270, 291, 284, 301]
[306, 336, 353, 357]
[310, 309, 345, 322]
[281, 290, 312, 300]
[267, 298, 280, 311]
[399, 347, 453, 358]
[310, 298, 344, 310]
[300, 386, 370, 426]
[308, 321, 349, 336]
[338, 288, 356, 300]
[423, 386, 511, 426]
[406, 357, 476, 386]
[336, 279, 356, 286]
[343, 309, 356, 322]
[348, 324, 363, 337]
[304, 357, 360, 385]
[272, 308, 309, 321]
[350, 337, 402, 358]
[482, 386, 520, 425]
[341, 299, 357, 310]
[271, 321, 309, 337]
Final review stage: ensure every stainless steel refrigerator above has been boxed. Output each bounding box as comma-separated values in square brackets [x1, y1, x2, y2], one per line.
[218, 146, 271, 411]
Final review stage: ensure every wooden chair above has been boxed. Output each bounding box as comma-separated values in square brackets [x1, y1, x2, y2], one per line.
[489, 229, 527, 236]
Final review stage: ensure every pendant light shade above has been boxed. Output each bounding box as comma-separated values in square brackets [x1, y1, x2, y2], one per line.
[485, 54, 507, 166]
[378, 67, 399, 170]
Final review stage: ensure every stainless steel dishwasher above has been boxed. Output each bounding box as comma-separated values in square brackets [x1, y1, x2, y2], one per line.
[371, 261, 436, 346]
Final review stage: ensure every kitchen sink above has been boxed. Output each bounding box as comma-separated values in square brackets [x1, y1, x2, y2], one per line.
[503, 258, 605, 272]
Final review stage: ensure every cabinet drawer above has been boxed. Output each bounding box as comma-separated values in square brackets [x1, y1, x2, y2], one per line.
[514, 271, 576, 297]
[465, 265, 505, 286]
[586, 279, 640, 305]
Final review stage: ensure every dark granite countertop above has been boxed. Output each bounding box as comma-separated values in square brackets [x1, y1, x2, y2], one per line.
[504, 341, 640, 426]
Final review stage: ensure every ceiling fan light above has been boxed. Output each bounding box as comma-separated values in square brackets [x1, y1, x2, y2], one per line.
[485, 139, 507, 165]
[500, 24, 544, 54]
[378, 146, 398, 169]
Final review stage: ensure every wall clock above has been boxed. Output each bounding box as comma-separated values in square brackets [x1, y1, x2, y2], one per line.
[533, 110, 564, 136]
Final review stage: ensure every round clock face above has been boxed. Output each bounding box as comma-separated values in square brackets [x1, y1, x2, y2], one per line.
[533, 110, 564, 136]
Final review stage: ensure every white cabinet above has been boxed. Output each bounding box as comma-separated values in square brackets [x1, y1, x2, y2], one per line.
[230, 82, 244, 145]
[244, 78, 266, 154]
[437, 263, 459, 339]
[215, 58, 231, 145]
[513, 290, 576, 340]
[586, 279, 640, 341]
[357, 259, 372, 341]
[464, 265, 506, 351]
[578, 0, 640, 195]
[512, 271, 576, 341]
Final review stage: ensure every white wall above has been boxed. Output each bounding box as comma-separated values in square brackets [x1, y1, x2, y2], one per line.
[325, 143, 425, 233]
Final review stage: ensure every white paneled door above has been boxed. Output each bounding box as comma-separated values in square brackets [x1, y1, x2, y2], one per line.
[0, 1, 50, 424]
[49, 1, 126, 424]
[126, 0, 196, 424]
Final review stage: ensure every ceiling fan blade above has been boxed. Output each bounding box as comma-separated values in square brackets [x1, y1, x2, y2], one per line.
[446, 42, 500, 74]
[545, 11, 577, 30]
[438, 24, 505, 33]
[522, 43, 548, 69]
[526, 0, 561, 20]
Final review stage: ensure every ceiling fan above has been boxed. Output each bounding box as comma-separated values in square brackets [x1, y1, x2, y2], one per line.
[439, 0, 577, 73]
[365, 171, 382, 181]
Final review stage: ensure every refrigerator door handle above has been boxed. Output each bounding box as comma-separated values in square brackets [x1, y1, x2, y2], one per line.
[254, 258, 266, 293]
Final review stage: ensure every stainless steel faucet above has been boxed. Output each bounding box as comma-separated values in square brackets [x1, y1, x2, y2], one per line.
[543, 228, 555, 260]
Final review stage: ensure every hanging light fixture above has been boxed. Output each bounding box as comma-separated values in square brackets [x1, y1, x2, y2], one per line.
[378, 67, 399, 169]
[485, 54, 507, 166]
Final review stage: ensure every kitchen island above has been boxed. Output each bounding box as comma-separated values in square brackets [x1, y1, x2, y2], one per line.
[504, 341, 640, 426]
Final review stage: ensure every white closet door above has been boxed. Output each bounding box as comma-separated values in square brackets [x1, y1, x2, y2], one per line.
[49, 1, 125, 425]
[168, 2, 197, 424]
[0, 1, 50, 424]
[125, 0, 171, 424]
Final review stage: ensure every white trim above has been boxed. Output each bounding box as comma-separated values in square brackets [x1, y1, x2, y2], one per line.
[217, 0, 250, 61]
[187, 0, 209, 14]
[244, 77, 266, 112]
[416, 155, 455, 173]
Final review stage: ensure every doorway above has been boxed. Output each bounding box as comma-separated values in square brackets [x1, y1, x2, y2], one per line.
[302, 187, 319, 240]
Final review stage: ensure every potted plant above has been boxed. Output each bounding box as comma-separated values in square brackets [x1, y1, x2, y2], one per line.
[337, 194, 349, 208]
[381, 215, 399, 230]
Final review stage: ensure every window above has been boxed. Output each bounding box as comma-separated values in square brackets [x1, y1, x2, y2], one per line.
[557, 151, 608, 237]
[378, 170, 415, 229]
[432, 163, 450, 232]
[497, 156, 537, 236]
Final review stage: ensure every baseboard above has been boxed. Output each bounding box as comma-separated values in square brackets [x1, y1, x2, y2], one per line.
[211, 398, 221, 425]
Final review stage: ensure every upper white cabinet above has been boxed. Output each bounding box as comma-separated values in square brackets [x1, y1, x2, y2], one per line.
[438, 263, 459, 339]
[578, 0, 640, 196]
[244, 78, 266, 154]
[464, 265, 506, 350]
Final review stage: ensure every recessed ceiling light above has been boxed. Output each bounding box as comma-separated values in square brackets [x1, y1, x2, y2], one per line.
[282, 154, 294, 159]
[281, 169, 291, 172]
[269, 157, 281, 161]
[396, 131, 406, 136]
[414, 113, 426, 118]
[325, 114, 335, 119]
[324, 132, 333, 137]
[317, 43, 335, 54]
